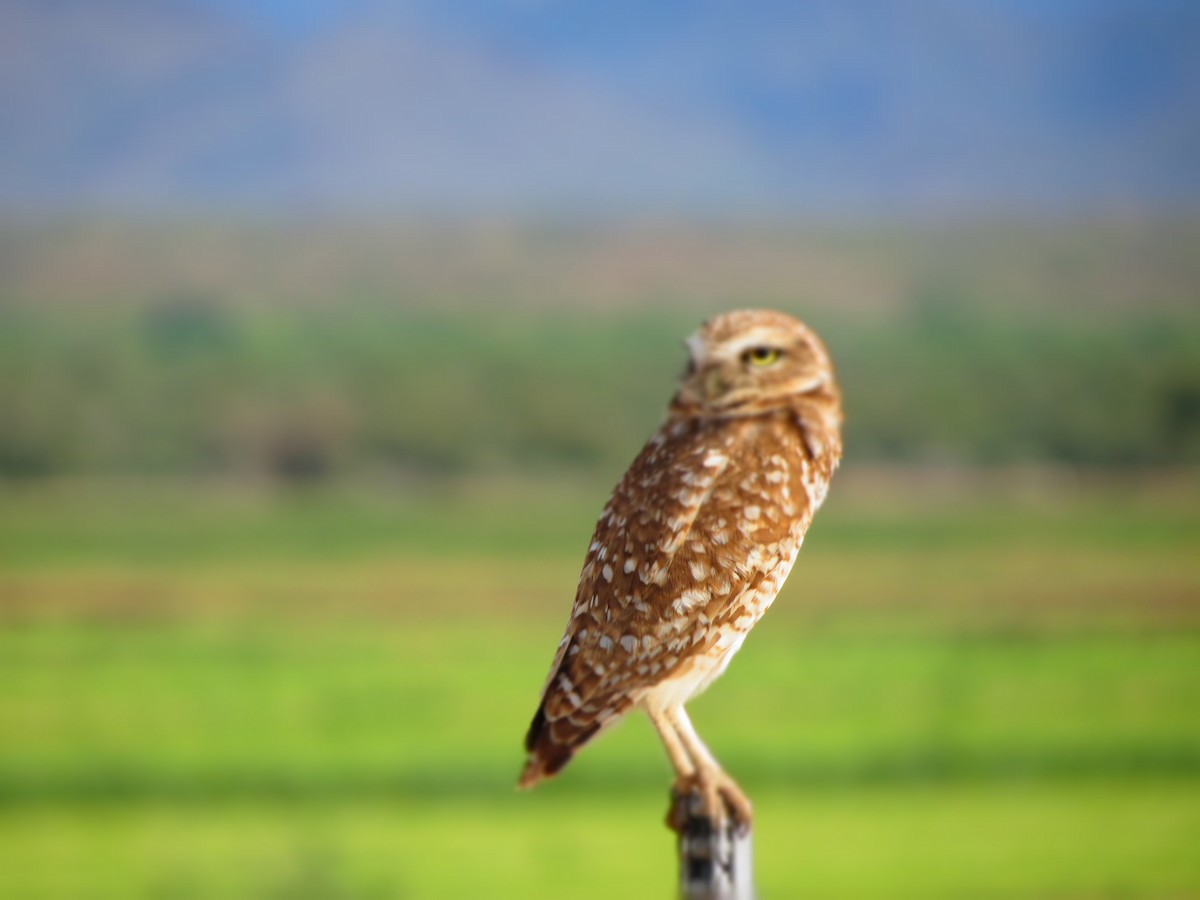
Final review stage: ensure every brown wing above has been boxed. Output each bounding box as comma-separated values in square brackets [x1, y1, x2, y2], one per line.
[520, 412, 813, 786]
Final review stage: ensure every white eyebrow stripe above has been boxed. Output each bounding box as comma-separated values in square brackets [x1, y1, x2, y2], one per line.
[685, 332, 709, 363]
[723, 327, 794, 359]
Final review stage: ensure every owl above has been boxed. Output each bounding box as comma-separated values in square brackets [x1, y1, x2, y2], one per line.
[519, 309, 843, 831]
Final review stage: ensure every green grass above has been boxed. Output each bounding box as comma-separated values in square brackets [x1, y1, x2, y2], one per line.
[3, 785, 1199, 899]
[1, 473, 1198, 897]
[2, 624, 1199, 800]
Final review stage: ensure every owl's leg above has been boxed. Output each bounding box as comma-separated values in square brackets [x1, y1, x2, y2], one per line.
[645, 706, 696, 779]
[665, 705, 753, 832]
[646, 705, 707, 833]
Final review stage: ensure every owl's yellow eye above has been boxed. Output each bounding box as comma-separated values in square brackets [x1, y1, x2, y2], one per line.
[743, 346, 781, 367]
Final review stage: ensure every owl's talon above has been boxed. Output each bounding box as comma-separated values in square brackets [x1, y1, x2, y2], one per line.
[666, 786, 690, 834]
[667, 772, 753, 835]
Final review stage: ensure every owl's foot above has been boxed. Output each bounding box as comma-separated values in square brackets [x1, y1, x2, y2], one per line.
[667, 770, 753, 835]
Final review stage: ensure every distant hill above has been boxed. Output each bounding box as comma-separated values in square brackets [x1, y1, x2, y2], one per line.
[2, 0, 1198, 213]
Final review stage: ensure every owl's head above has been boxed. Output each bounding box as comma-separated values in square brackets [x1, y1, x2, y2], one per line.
[672, 309, 837, 417]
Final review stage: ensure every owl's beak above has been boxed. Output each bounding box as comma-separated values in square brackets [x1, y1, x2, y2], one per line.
[702, 368, 731, 402]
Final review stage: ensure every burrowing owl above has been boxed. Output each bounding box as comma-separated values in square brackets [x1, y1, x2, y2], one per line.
[519, 309, 843, 830]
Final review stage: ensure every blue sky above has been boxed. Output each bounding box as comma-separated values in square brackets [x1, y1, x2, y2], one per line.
[4, 0, 1196, 213]
[197, 0, 1187, 29]
[198, 0, 351, 33]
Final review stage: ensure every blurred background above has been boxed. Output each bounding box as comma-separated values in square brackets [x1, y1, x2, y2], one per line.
[2, 1, 1199, 897]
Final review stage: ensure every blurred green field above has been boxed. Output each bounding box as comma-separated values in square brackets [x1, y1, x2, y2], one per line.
[1, 472, 1199, 898]
[4, 219, 1200, 480]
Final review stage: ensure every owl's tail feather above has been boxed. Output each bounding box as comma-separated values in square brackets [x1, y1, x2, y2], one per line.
[518, 704, 598, 789]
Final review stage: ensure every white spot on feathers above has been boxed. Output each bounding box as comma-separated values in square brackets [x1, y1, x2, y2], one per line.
[674, 589, 709, 612]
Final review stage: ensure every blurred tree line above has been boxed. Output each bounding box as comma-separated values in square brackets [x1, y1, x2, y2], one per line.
[1, 290, 1197, 481]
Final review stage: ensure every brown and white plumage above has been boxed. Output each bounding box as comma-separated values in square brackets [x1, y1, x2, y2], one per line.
[519, 309, 843, 829]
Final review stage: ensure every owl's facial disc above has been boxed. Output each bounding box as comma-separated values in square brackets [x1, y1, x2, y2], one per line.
[680, 339, 827, 413]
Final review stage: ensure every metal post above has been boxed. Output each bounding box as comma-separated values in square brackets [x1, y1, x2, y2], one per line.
[675, 790, 755, 900]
